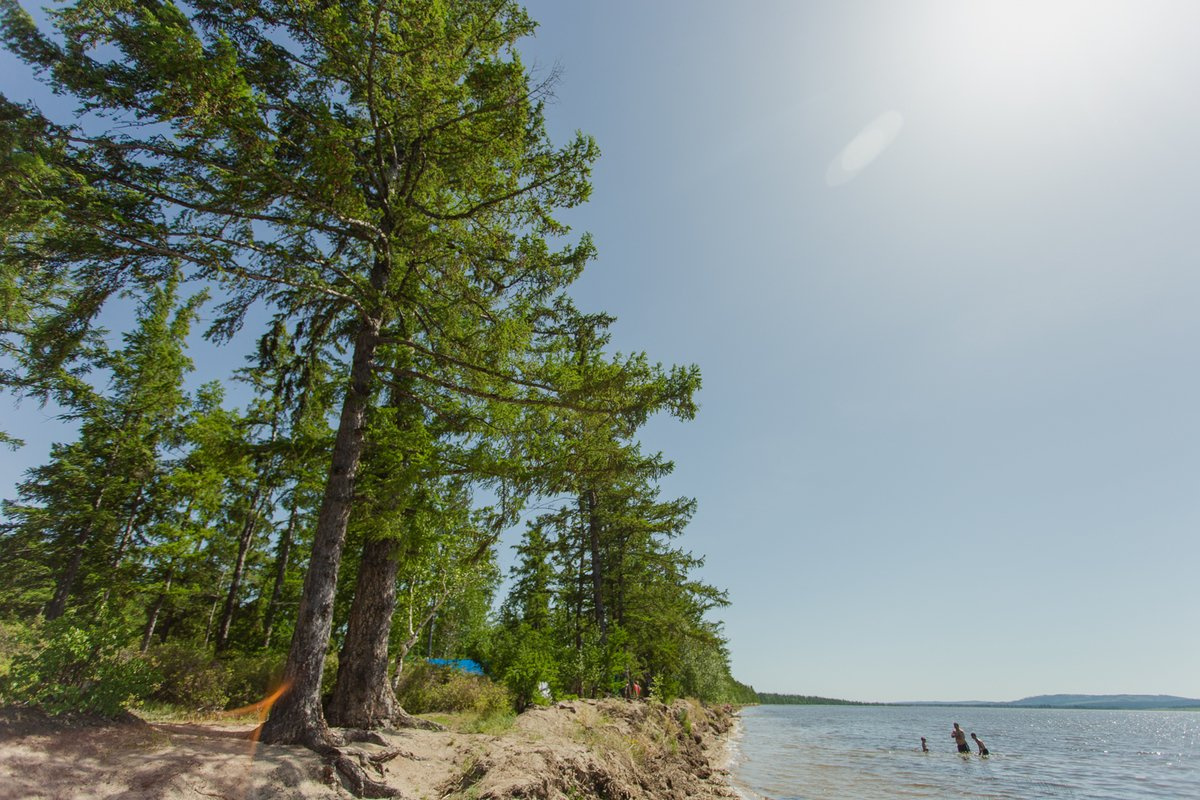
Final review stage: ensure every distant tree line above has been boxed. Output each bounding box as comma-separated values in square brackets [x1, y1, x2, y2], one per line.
[757, 693, 874, 706]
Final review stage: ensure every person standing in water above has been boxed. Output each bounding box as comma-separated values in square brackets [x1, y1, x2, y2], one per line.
[951, 723, 970, 753]
[920, 737, 929, 752]
[971, 733, 989, 756]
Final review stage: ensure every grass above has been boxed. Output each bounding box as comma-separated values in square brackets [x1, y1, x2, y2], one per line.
[422, 708, 518, 735]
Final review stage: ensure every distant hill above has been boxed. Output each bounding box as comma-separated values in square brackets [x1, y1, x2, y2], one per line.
[762, 693, 1200, 710]
[1006, 694, 1200, 710]
[906, 694, 1200, 710]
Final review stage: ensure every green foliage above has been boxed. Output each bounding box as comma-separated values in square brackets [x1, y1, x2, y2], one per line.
[756, 693, 872, 706]
[0, 0, 757, 734]
[0, 618, 35, 681]
[145, 643, 230, 712]
[394, 661, 511, 716]
[649, 672, 679, 705]
[222, 651, 286, 709]
[675, 704, 692, 737]
[488, 623, 557, 710]
[3, 617, 159, 716]
[143, 644, 283, 712]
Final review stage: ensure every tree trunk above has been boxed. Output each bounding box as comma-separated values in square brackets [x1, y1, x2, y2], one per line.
[99, 483, 146, 610]
[141, 565, 174, 652]
[215, 487, 268, 652]
[584, 489, 607, 643]
[391, 590, 451, 691]
[260, 314, 381, 747]
[47, 486, 108, 619]
[203, 569, 225, 647]
[46, 526, 89, 620]
[326, 536, 401, 728]
[262, 498, 298, 649]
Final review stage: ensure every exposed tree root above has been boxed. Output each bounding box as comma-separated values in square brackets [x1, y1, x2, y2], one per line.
[370, 748, 424, 768]
[341, 729, 391, 746]
[393, 709, 444, 731]
[303, 731, 404, 798]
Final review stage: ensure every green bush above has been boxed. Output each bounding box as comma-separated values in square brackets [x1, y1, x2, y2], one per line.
[3, 617, 159, 717]
[395, 661, 511, 716]
[649, 672, 679, 705]
[0, 619, 36, 683]
[222, 652, 286, 709]
[145, 643, 229, 712]
[492, 625, 557, 709]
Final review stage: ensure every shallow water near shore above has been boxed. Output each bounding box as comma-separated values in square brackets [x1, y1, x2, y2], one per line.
[729, 704, 1200, 799]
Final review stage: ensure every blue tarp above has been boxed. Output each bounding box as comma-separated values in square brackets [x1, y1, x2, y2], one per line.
[427, 658, 485, 675]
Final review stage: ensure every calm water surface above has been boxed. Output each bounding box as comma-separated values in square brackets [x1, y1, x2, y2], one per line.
[729, 705, 1200, 799]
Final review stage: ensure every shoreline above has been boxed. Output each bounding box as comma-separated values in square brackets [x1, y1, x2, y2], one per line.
[0, 699, 742, 800]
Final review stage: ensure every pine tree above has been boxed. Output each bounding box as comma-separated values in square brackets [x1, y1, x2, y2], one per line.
[1, 273, 202, 621]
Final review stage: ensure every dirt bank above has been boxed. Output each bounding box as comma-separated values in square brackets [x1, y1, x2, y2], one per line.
[0, 699, 740, 800]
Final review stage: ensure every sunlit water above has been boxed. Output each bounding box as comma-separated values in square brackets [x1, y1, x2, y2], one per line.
[729, 705, 1200, 799]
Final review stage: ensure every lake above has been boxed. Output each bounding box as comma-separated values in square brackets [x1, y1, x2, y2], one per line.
[729, 704, 1200, 799]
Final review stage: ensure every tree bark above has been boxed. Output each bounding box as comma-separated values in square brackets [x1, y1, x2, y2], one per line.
[326, 535, 401, 728]
[260, 314, 381, 747]
[390, 590, 450, 691]
[141, 565, 173, 652]
[262, 498, 298, 649]
[46, 526, 89, 620]
[215, 486, 268, 652]
[584, 488, 607, 643]
[46, 486, 108, 619]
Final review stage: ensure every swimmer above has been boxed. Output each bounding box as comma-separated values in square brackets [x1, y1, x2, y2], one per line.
[951, 722, 970, 754]
[971, 732, 989, 756]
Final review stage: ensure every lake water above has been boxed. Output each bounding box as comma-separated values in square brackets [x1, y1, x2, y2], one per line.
[729, 705, 1200, 799]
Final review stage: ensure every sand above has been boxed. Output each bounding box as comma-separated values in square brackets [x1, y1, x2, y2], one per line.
[0, 700, 740, 800]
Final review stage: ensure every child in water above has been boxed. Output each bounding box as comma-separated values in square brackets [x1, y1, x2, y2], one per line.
[971, 733, 989, 756]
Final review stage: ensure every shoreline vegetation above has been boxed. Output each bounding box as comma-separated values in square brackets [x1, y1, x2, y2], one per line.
[756, 693, 876, 706]
[0, 698, 742, 800]
[0, 1, 755, 796]
[755, 692, 1200, 711]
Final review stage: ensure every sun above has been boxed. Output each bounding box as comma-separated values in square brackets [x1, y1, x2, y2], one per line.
[919, 0, 1171, 113]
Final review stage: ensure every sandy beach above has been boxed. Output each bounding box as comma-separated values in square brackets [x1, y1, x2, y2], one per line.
[0, 700, 740, 800]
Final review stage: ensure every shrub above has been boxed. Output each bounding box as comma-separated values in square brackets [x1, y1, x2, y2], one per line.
[0, 619, 36, 683]
[145, 643, 229, 712]
[3, 617, 159, 717]
[649, 672, 679, 705]
[395, 661, 511, 716]
[222, 652, 286, 709]
[496, 627, 557, 710]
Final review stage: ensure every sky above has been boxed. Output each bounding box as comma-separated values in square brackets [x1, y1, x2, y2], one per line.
[4, 0, 1200, 703]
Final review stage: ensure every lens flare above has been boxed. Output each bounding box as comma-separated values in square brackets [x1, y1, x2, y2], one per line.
[825, 111, 905, 187]
[220, 680, 291, 752]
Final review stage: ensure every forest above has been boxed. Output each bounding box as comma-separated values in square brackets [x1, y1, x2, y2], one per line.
[756, 693, 874, 706]
[0, 0, 755, 763]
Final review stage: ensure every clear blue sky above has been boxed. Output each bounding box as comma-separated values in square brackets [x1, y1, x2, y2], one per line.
[4, 1, 1200, 703]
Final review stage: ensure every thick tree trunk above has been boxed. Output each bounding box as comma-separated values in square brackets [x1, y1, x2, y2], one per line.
[262, 499, 298, 649]
[326, 536, 401, 728]
[260, 315, 381, 747]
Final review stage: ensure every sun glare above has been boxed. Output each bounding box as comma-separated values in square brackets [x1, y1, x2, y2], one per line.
[924, 0, 1172, 111]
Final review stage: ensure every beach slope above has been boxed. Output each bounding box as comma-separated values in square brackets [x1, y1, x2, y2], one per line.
[0, 699, 739, 800]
